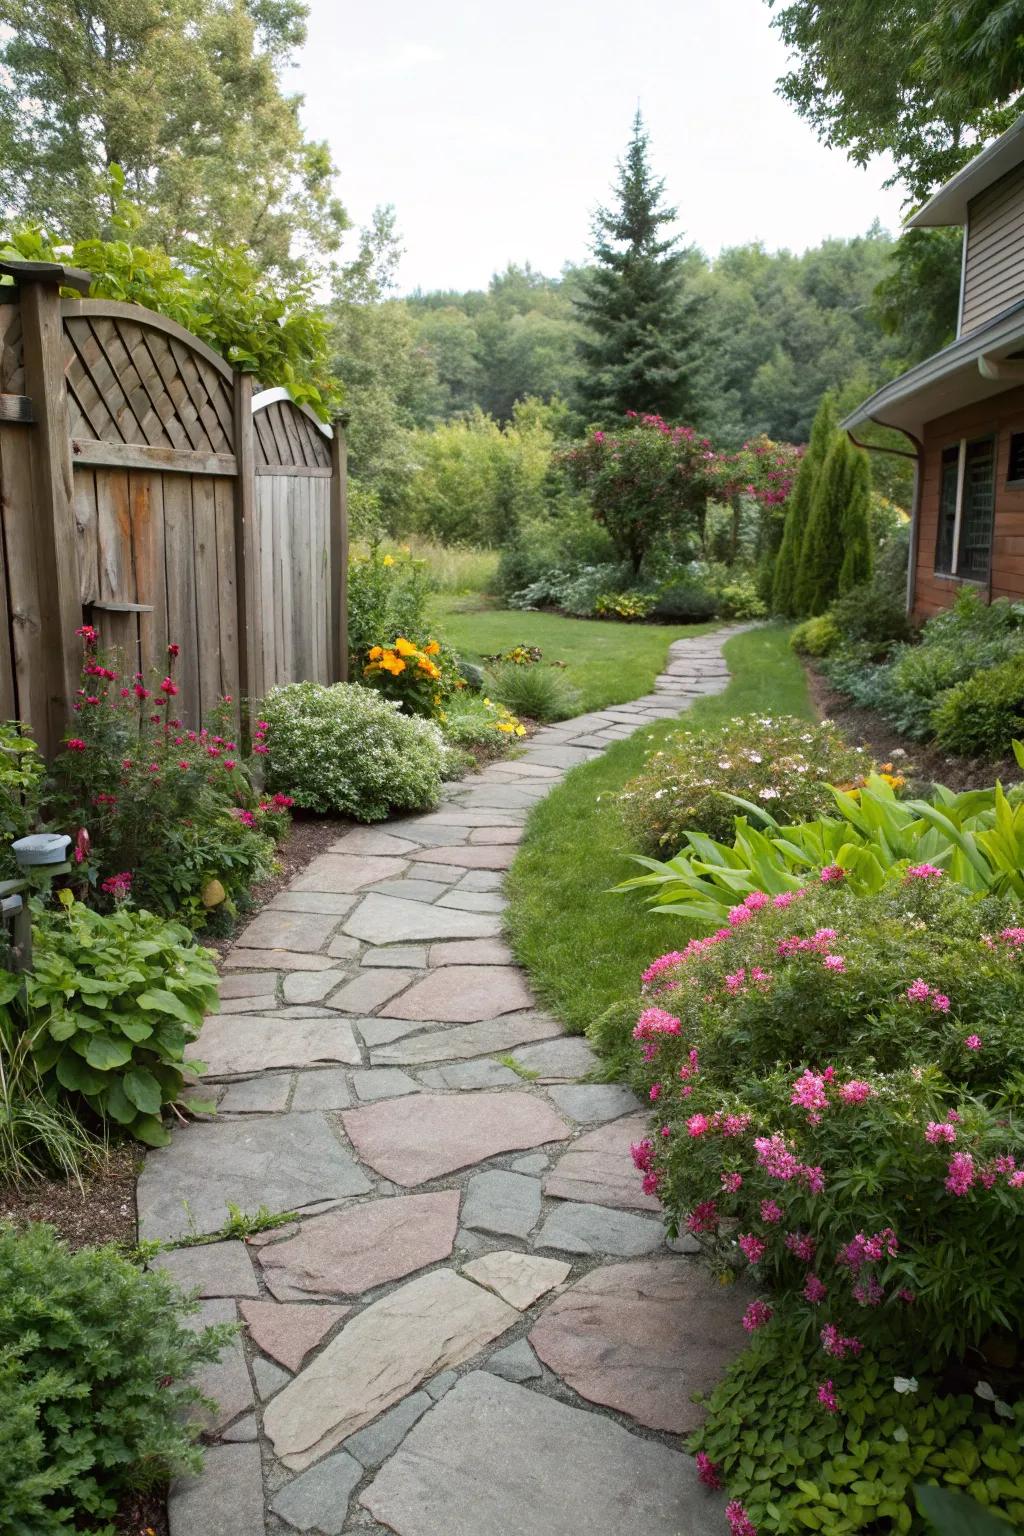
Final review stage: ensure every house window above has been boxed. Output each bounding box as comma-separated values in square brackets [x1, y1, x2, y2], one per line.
[1008, 431, 1024, 486]
[934, 437, 996, 580]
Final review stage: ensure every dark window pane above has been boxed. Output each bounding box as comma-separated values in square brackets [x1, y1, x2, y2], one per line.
[957, 438, 995, 578]
[935, 446, 959, 575]
[1008, 431, 1024, 484]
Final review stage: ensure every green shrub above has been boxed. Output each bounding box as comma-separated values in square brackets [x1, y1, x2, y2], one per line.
[932, 658, 1024, 757]
[593, 590, 657, 621]
[715, 578, 767, 620]
[261, 681, 447, 819]
[495, 501, 615, 598]
[0, 971, 101, 1184]
[773, 395, 836, 617]
[24, 897, 219, 1147]
[691, 1316, 1024, 1534]
[0, 1222, 234, 1535]
[838, 445, 873, 595]
[507, 561, 630, 616]
[486, 662, 582, 723]
[0, 723, 44, 882]
[830, 579, 912, 652]
[791, 614, 841, 656]
[440, 694, 523, 759]
[619, 714, 870, 852]
[347, 544, 433, 662]
[650, 575, 719, 622]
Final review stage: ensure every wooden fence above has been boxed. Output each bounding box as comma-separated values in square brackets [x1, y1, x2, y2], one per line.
[0, 260, 348, 756]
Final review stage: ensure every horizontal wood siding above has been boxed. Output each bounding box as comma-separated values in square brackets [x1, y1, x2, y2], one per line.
[961, 163, 1024, 334]
[913, 385, 1024, 619]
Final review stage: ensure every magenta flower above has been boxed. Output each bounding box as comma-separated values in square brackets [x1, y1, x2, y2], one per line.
[820, 1324, 861, 1359]
[720, 1171, 743, 1193]
[803, 1274, 827, 1304]
[66, 738, 86, 752]
[822, 954, 846, 972]
[925, 1120, 957, 1144]
[760, 1198, 784, 1224]
[695, 1451, 723, 1490]
[906, 863, 943, 880]
[838, 1080, 873, 1104]
[687, 1114, 711, 1138]
[738, 1233, 766, 1265]
[820, 864, 845, 883]
[686, 1199, 719, 1235]
[785, 1231, 816, 1263]
[817, 1380, 840, 1413]
[742, 1300, 774, 1332]
[726, 1500, 758, 1536]
[905, 977, 932, 1003]
[964, 1034, 982, 1050]
[945, 1151, 975, 1196]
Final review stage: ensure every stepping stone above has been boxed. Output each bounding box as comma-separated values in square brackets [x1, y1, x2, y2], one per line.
[329, 828, 420, 856]
[182, 1298, 253, 1433]
[344, 894, 502, 944]
[519, 744, 598, 769]
[462, 1170, 541, 1239]
[218, 1073, 292, 1114]
[529, 1259, 748, 1432]
[218, 993, 278, 1014]
[378, 967, 534, 1023]
[291, 853, 409, 893]
[221, 1411, 257, 1442]
[341, 1093, 570, 1186]
[169, 1443, 264, 1536]
[352, 1068, 420, 1101]
[253, 1355, 291, 1400]
[410, 844, 516, 870]
[533, 1202, 665, 1258]
[509, 1036, 596, 1082]
[374, 1017, 556, 1070]
[427, 938, 515, 966]
[326, 934, 362, 962]
[455, 869, 504, 892]
[269, 891, 360, 915]
[408, 808, 526, 827]
[368, 878, 450, 903]
[269, 1450, 362, 1534]
[543, 1111, 662, 1211]
[468, 826, 523, 844]
[458, 787, 544, 811]
[220, 971, 279, 999]
[547, 1084, 642, 1123]
[224, 948, 336, 972]
[137, 1113, 371, 1240]
[240, 1299, 349, 1371]
[437, 891, 507, 913]
[409, 861, 463, 883]
[258, 1191, 461, 1300]
[290, 1069, 351, 1110]
[344, 1391, 433, 1468]
[511, 1153, 549, 1174]
[417, 1059, 519, 1090]
[195, 1016, 360, 1077]
[282, 969, 349, 1005]
[327, 969, 412, 1014]
[485, 1339, 541, 1382]
[236, 909, 339, 953]
[264, 1269, 519, 1470]
[361, 945, 428, 969]
[152, 1240, 259, 1299]
[463, 1251, 570, 1310]
[357, 1016, 426, 1048]
[359, 1372, 724, 1536]
[426, 1371, 458, 1399]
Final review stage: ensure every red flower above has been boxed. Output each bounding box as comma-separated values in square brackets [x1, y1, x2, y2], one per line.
[167, 642, 180, 658]
[66, 738, 87, 752]
[74, 827, 91, 864]
[159, 676, 178, 696]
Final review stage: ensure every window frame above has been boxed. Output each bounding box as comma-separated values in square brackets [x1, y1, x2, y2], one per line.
[933, 433, 996, 582]
[1006, 430, 1024, 489]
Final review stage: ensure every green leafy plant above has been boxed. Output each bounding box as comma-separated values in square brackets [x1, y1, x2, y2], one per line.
[0, 723, 44, 881]
[931, 658, 1024, 758]
[23, 896, 218, 1146]
[260, 681, 448, 820]
[594, 589, 657, 621]
[346, 545, 434, 667]
[0, 971, 102, 1184]
[485, 659, 582, 723]
[916, 1486, 1017, 1533]
[791, 613, 842, 656]
[0, 1222, 235, 1535]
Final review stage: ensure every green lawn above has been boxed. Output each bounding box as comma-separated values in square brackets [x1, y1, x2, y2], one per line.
[431, 596, 717, 715]
[503, 625, 812, 1040]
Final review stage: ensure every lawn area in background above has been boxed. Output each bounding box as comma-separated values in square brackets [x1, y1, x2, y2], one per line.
[431, 595, 718, 714]
[503, 625, 812, 1035]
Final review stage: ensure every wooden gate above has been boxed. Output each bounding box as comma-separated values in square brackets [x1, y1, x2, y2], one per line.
[0, 261, 348, 755]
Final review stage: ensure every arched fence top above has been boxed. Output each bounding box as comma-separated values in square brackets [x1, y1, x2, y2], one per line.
[251, 385, 332, 473]
[252, 386, 333, 438]
[61, 298, 235, 381]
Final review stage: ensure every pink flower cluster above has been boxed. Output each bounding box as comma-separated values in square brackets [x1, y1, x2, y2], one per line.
[726, 1500, 758, 1536]
[686, 1199, 720, 1235]
[100, 870, 132, 900]
[776, 927, 838, 959]
[738, 1233, 765, 1264]
[790, 1068, 832, 1122]
[695, 1451, 723, 1490]
[742, 1300, 773, 1331]
[904, 978, 951, 1011]
[945, 1151, 975, 1196]
[817, 1379, 840, 1413]
[785, 1231, 816, 1263]
[633, 1006, 681, 1040]
[820, 1323, 862, 1359]
[753, 1132, 825, 1193]
[837, 1229, 899, 1271]
[906, 863, 943, 881]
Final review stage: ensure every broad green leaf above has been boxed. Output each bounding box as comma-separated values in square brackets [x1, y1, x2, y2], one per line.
[84, 1033, 134, 1071]
[122, 1067, 163, 1114]
[137, 988, 200, 1026]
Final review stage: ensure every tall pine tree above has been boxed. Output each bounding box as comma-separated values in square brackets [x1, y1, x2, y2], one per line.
[795, 432, 855, 616]
[838, 446, 873, 594]
[772, 393, 836, 616]
[574, 112, 700, 424]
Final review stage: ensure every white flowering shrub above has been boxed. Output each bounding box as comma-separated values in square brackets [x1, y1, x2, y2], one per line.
[260, 682, 447, 820]
[619, 715, 873, 852]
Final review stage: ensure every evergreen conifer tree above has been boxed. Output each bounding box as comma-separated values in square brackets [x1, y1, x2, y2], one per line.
[795, 433, 854, 615]
[574, 112, 700, 424]
[771, 393, 836, 615]
[838, 448, 873, 594]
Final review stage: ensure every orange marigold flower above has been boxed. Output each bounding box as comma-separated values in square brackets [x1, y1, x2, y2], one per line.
[394, 637, 418, 657]
[381, 653, 406, 675]
[423, 640, 441, 655]
[368, 645, 383, 661]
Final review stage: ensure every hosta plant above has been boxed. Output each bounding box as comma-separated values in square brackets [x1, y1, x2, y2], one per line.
[22, 895, 218, 1145]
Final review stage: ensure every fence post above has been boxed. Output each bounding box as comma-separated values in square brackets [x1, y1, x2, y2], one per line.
[329, 413, 350, 683]
[232, 371, 261, 717]
[17, 274, 82, 753]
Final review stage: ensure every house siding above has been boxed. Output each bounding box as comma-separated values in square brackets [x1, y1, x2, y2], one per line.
[913, 385, 1024, 620]
[961, 163, 1024, 334]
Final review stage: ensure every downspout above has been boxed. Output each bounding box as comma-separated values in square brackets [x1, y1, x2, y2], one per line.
[845, 419, 923, 618]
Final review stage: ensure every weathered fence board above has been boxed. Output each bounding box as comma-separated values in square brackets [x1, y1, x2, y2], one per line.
[0, 265, 347, 754]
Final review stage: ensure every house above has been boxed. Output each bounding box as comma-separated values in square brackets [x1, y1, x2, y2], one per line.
[842, 117, 1024, 620]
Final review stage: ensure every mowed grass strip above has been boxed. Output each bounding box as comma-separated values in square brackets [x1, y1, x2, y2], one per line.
[430, 596, 717, 715]
[503, 626, 812, 1035]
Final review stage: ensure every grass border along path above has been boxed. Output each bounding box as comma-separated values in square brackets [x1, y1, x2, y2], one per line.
[503, 625, 812, 1040]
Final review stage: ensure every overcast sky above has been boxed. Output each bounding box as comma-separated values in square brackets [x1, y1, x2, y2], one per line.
[294, 0, 907, 294]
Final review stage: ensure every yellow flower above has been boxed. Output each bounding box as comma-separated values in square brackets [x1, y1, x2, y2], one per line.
[417, 657, 440, 678]
[423, 640, 441, 655]
[368, 645, 383, 661]
[482, 697, 492, 708]
[394, 637, 418, 657]
[382, 554, 395, 567]
[380, 652, 406, 675]
[496, 721, 514, 734]
[515, 724, 526, 736]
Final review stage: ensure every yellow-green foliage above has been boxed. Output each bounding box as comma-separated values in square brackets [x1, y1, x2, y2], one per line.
[791, 613, 841, 656]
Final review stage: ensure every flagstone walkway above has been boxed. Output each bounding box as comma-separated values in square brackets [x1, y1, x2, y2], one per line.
[140, 629, 751, 1536]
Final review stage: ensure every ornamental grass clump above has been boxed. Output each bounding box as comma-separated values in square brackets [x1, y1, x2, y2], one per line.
[619, 714, 872, 853]
[260, 681, 447, 819]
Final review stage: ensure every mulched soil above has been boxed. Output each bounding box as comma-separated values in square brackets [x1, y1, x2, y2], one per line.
[804, 663, 1019, 792]
[0, 1141, 139, 1252]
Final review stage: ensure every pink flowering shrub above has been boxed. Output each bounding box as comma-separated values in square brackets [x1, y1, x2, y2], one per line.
[47, 630, 288, 930]
[626, 880, 1024, 1091]
[619, 714, 871, 851]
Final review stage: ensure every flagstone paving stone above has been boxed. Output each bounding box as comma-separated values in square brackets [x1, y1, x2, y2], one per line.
[195, 1015, 361, 1078]
[359, 1372, 724, 1536]
[152, 625, 748, 1527]
[264, 1270, 520, 1469]
[378, 965, 534, 1023]
[182, 1299, 254, 1433]
[543, 1111, 663, 1211]
[341, 1092, 570, 1186]
[257, 1191, 462, 1300]
[530, 1259, 748, 1432]
[240, 1299, 349, 1372]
